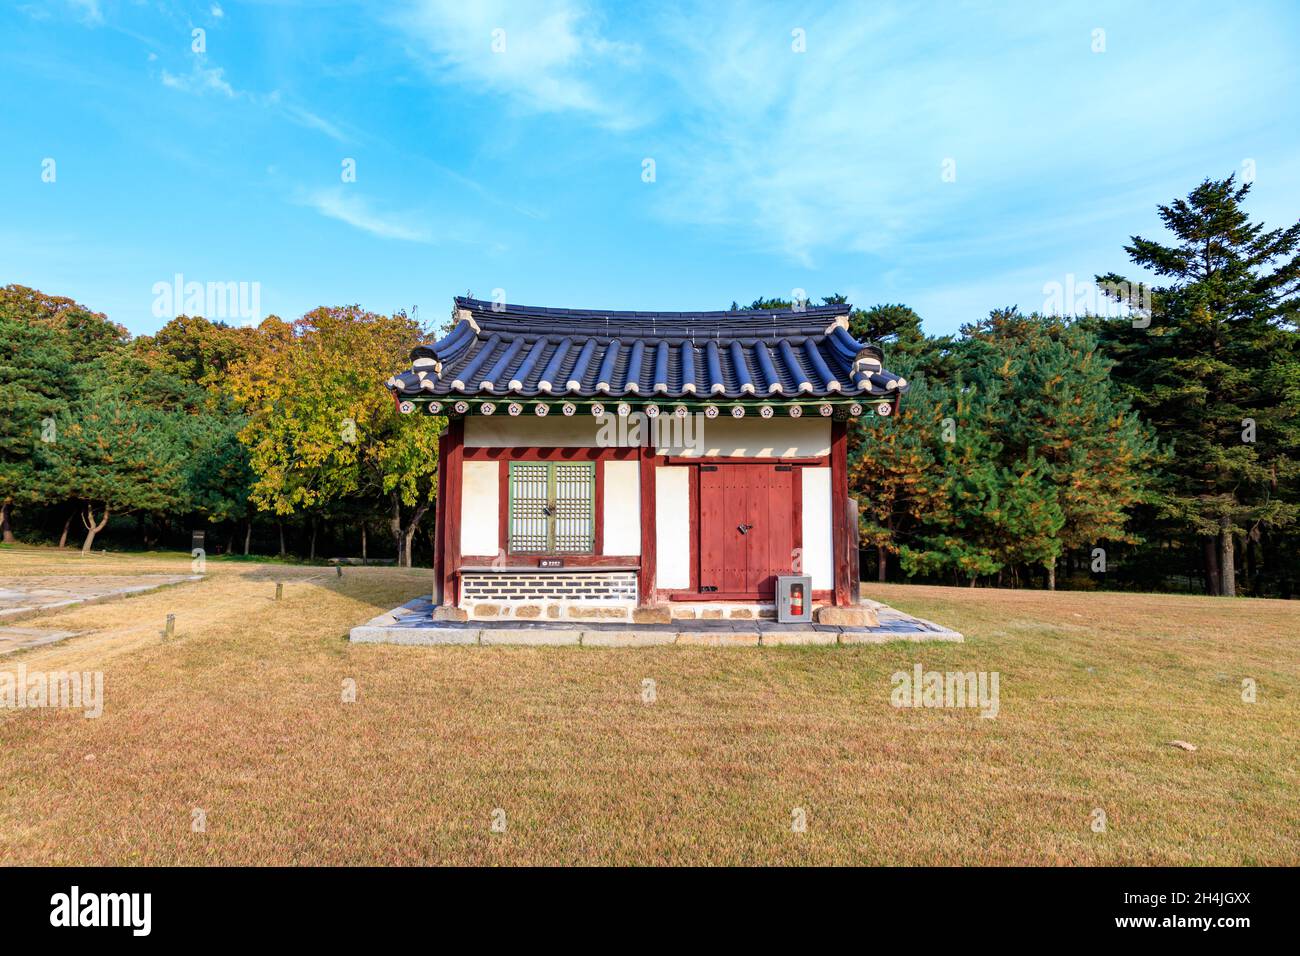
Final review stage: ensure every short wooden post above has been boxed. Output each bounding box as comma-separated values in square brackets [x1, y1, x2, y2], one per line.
[163, 614, 175, 640]
[275, 582, 283, 601]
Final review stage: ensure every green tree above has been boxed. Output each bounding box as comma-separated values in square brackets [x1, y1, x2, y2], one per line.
[0, 312, 68, 541]
[1094, 175, 1300, 595]
[897, 372, 1065, 586]
[0, 285, 126, 543]
[961, 309, 1161, 587]
[39, 387, 191, 553]
[227, 307, 443, 566]
[849, 355, 945, 580]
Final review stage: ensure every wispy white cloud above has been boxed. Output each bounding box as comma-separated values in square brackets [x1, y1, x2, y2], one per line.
[392, 0, 644, 129]
[161, 60, 236, 97]
[638, 2, 1294, 269]
[278, 103, 349, 143]
[67, 0, 102, 25]
[158, 58, 352, 142]
[299, 188, 432, 242]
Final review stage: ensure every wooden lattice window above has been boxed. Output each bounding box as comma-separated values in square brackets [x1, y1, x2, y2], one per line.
[508, 461, 595, 554]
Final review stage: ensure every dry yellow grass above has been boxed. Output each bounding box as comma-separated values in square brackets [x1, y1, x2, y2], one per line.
[0, 546, 1296, 865]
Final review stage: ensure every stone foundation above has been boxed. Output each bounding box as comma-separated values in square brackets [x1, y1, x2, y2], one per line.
[354, 598, 963, 647]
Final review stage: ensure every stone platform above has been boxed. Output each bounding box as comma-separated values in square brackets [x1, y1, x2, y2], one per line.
[350, 596, 962, 647]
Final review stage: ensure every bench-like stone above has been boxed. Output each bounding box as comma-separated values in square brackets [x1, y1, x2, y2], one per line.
[581, 630, 676, 647]
[480, 628, 581, 646]
[350, 626, 480, 645]
[760, 630, 837, 646]
[675, 631, 761, 647]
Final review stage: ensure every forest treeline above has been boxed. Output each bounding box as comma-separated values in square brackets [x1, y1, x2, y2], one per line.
[2, 176, 1297, 594]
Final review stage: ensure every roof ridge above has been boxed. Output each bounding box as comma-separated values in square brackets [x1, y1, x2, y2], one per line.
[455, 295, 849, 321]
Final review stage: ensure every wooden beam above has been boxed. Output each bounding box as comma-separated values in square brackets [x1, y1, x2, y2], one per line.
[638, 445, 657, 604]
[463, 446, 638, 461]
[830, 419, 853, 606]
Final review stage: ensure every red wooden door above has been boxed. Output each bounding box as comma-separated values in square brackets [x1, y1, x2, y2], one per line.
[697, 464, 796, 596]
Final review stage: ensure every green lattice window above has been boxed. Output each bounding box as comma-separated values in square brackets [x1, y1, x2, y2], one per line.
[508, 461, 595, 554]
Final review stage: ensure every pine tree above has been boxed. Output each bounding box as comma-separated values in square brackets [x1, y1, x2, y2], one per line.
[1094, 175, 1300, 595]
[0, 312, 68, 541]
[961, 309, 1161, 587]
[849, 356, 946, 580]
[896, 370, 1065, 585]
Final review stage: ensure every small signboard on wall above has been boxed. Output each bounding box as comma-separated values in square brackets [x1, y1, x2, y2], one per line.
[538, 559, 564, 568]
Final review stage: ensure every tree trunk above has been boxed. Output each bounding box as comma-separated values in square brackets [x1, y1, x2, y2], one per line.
[278, 521, 286, 558]
[244, 519, 252, 555]
[0, 500, 14, 543]
[58, 511, 74, 549]
[403, 502, 431, 568]
[1202, 536, 1221, 596]
[1218, 517, 1236, 597]
[361, 523, 367, 562]
[80, 504, 110, 555]
[876, 547, 887, 582]
[1046, 561, 1056, 591]
[309, 516, 318, 562]
[390, 492, 405, 567]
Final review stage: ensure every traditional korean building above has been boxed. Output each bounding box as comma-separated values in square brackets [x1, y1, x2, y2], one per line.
[386, 297, 908, 626]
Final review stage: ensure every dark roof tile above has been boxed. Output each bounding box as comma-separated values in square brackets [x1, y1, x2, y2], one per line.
[388, 297, 909, 401]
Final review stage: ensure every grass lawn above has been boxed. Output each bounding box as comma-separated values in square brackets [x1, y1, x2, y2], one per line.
[0, 547, 1296, 865]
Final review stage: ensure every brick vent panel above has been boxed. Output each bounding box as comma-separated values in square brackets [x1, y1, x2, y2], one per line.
[461, 571, 637, 606]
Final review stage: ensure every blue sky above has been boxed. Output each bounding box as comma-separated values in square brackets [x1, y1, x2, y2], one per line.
[3, 0, 1298, 338]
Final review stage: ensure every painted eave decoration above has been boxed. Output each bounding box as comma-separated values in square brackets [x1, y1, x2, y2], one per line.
[387, 297, 908, 417]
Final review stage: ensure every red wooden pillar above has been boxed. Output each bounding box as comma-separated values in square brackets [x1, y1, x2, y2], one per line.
[433, 428, 447, 604]
[830, 419, 853, 607]
[638, 445, 657, 605]
[439, 417, 465, 608]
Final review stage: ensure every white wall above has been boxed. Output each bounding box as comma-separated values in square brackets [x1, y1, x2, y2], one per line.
[658, 417, 830, 459]
[460, 460, 500, 556]
[602, 459, 641, 555]
[801, 467, 833, 590]
[467, 415, 610, 447]
[654, 466, 691, 588]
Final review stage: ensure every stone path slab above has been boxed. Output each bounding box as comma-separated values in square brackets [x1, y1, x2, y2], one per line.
[0, 574, 202, 624]
[350, 596, 963, 646]
[0, 626, 81, 655]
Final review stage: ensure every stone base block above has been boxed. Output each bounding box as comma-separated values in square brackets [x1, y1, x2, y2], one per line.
[632, 605, 672, 624]
[815, 605, 880, 627]
[432, 605, 469, 622]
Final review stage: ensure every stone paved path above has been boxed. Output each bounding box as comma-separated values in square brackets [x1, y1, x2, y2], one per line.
[0, 574, 201, 654]
[0, 574, 198, 620]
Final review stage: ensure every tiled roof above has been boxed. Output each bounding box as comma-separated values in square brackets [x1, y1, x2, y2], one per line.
[387, 297, 908, 401]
